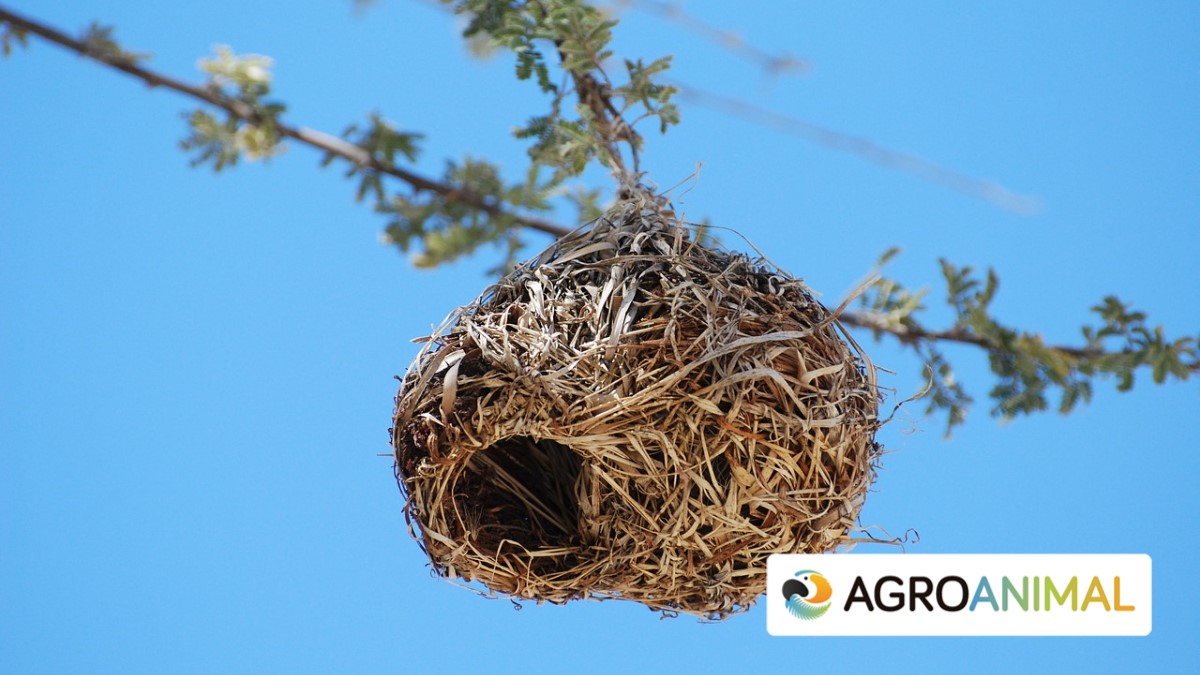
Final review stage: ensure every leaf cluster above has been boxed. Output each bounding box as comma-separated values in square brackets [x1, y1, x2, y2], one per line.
[859, 251, 1198, 435]
[328, 113, 424, 204]
[180, 45, 287, 170]
[1084, 296, 1199, 390]
[312, 0, 678, 269]
[171, 4, 634, 269]
[80, 23, 150, 64]
[449, 0, 679, 182]
[324, 112, 588, 271]
[379, 157, 550, 273]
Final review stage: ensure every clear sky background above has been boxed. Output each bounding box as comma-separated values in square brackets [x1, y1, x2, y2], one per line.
[2, 2, 1197, 673]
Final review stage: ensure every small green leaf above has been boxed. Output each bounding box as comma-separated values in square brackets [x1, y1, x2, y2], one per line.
[1, 21, 29, 57]
[80, 23, 151, 64]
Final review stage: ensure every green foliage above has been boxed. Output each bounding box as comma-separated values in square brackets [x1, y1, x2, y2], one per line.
[180, 110, 244, 170]
[168, 2, 680, 269]
[618, 56, 679, 133]
[1084, 296, 1199, 390]
[315, 112, 564, 272]
[378, 157, 556, 273]
[856, 249, 965, 434]
[180, 45, 286, 169]
[327, 113, 424, 203]
[449, 0, 679, 181]
[80, 23, 150, 64]
[169, 1, 682, 271]
[857, 247, 929, 332]
[1, 20, 28, 56]
[918, 346, 973, 434]
[196, 45, 274, 101]
[860, 252, 1198, 435]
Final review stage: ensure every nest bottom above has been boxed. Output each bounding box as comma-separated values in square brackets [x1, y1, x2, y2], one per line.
[401, 411, 877, 619]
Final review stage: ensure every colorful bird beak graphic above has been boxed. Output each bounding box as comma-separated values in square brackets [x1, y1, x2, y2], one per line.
[782, 570, 833, 620]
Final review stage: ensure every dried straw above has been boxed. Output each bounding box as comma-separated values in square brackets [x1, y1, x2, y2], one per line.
[392, 193, 881, 619]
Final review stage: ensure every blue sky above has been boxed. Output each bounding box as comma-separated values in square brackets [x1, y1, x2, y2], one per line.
[2, 1, 1197, 673]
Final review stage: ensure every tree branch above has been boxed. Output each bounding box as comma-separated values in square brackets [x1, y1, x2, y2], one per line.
[840, 309, 1200, 372]
[614, 0, 810, 77]
[840, 310, 1093, 358]
[6, 3, 1194, 386]
[529, 0, 639, 179]
[0, 4, 571, 239]
[673, 81, 1041, 216]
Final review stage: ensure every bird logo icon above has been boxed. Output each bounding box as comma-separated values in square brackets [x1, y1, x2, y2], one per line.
[782, 570, 833, 620]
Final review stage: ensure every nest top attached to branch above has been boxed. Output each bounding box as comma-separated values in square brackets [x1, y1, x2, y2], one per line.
[393, 195, 881, 619]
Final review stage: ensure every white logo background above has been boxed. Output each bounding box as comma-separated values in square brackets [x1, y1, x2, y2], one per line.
[767, 553, 1151, 636]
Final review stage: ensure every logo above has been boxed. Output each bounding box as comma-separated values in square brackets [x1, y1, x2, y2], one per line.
[767, 554, 1152, 636]
[782, 569, 832, 620]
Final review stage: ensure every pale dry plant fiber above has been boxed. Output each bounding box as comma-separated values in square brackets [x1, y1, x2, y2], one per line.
[393, 192, 882, 619]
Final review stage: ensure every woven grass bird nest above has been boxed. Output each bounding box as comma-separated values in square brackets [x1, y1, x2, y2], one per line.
[392, 194, 881, 619]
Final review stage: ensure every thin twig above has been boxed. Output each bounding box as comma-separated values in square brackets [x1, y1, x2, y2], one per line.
[674, 81, 1042, 215]
[0, 4, 571, 238]
[613, 0, 809, 77]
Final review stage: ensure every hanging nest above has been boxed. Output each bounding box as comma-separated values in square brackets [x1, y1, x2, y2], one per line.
[392, 194, 881, 619]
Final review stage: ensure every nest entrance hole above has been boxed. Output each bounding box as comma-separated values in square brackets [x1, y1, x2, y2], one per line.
[458, 436, 583, 554]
